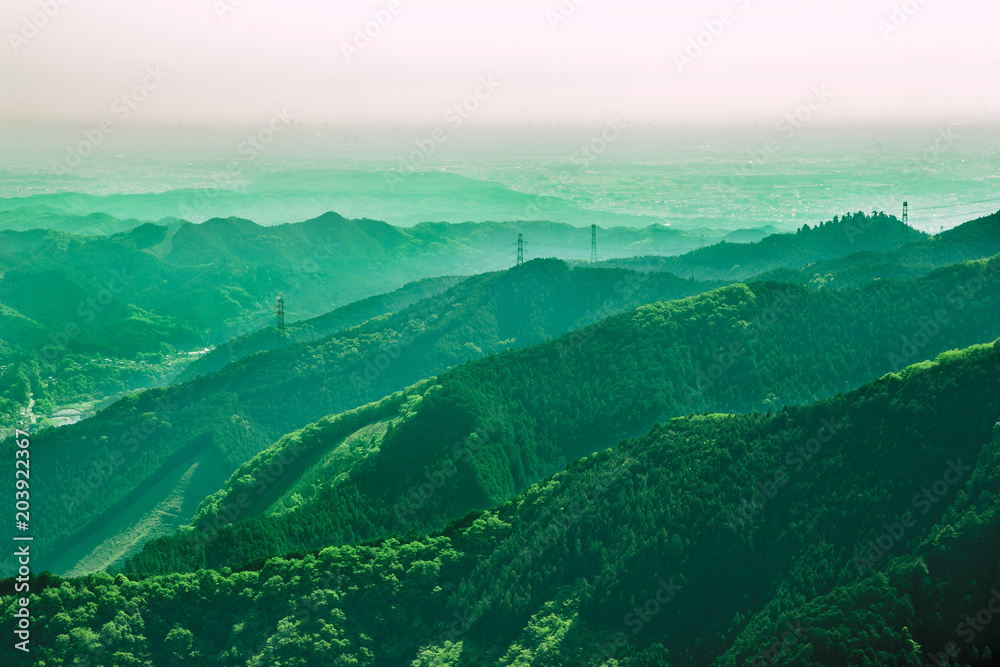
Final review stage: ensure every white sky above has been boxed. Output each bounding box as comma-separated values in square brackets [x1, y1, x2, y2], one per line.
[0, 0, 998, 128]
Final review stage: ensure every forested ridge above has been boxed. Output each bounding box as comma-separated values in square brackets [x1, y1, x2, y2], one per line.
[0, 209, 947, 432]
[173, 275, 464, 382]
[4, 210, 699, 430]
[17, 210, 1000, 575]
[3, 260, 723, 573]
[3, 342, 998, 666]
[126, 254, 1000, 574]
[594, 210, 928, 280]
[3, 210, 1000, 666]
[752, 210, 1000, 289]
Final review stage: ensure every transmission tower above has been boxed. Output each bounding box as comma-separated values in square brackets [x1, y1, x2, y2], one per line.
[899, 201, 909, 246]
[590, 225, 598, 263]
[275, 293, 285, 333]
[517, 233, 524, 266]
[700, 234, 705, 250]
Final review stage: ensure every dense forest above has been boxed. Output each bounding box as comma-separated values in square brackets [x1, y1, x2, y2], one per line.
[173, 276, 464, 382]
[0, 210, 935, 431]
[10, 211, 1000, 572]
[752, 211, 1000, 289]
[125, 254, 1000, 574]
[3, 341, 998, 666]
[595, 210, 928, 280]
[3, 210, 999, 666]
[3, 260, 725, 573]
[2, 210, 982, 433]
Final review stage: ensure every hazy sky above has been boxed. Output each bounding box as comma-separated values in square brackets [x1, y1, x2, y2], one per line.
[1, 0, 998, 128]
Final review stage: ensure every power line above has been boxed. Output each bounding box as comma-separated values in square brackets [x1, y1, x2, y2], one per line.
[917, 195, 1000, 212]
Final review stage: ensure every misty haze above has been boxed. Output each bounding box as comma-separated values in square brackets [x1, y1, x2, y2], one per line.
[1, 1, 999, 666]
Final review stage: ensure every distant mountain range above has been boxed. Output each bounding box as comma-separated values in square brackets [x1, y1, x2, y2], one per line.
[0, 170, 669, 228]
[4, 210, 997, 575]
[0, 210, 854, 432]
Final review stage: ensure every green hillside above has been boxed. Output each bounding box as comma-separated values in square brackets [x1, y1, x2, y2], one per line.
[4, 342, 998, 666]
[2, 212, 704, 430]
[126, 254, 1000, 575]
[174, 276, 464, 382]
[594, 210, 928, 280]
[753, 210, 1000, 288]
[7, 261, 722, 574]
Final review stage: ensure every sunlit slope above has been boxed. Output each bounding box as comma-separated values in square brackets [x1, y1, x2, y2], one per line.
[6, 342, 999, 666]
[128, 256, 1000, 574]
[4, 260, 720, 574]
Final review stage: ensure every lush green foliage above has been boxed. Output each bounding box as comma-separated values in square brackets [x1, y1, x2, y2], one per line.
[4, 260, 721, 573]
[753, 210, 1000, 289]
[127, 255, 1000, 574]
[4, 343, 999, 666]
[597, 210, 928, 280]
[174, 276, 463, 382]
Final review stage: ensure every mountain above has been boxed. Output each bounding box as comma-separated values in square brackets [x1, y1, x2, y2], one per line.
[0, 170, 661, 227]
[6, 210, 997, 571]
[6, 209, 998, 573]
[753, 210, 1000, 289]
[1, 213, 713, 431]
[4, 342, 999, 666]
[0, 206, 153, 235]
[174, 276, 464, 382]
[124, 254, 1000, 575]
[161, 211, 999, 386]
[9, 261, 724, 575]
[595, 210, 927, 281]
